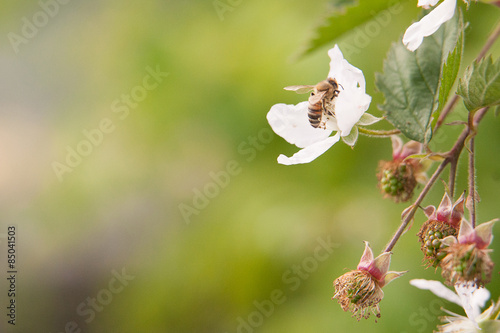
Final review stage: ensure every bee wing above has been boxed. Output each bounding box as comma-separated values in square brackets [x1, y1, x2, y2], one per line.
[284, 85, 315, 94]
[308, 90, 327, 104]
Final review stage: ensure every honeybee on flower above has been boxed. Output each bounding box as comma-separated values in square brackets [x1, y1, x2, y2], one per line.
[267, 45, 380, 165]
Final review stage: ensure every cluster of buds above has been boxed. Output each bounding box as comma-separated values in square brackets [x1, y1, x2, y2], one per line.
[417, 191, 497, 287]
[440, 218, 497, 286]
[332, 242, 406, 321]
[417, 193, 464, 267]
[377, 136, 427, 203]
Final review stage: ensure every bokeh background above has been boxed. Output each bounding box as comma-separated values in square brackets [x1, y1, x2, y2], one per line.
[0, 1, 499, 332]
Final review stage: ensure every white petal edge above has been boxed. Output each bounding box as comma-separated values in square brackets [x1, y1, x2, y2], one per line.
[409, 279, 462, 306]
[402, 0, 457, 52]
[277, 133, 341, 165]
[455, 283, 479, 322]
[418, 0, 440, 9]
[267, 102, 334, 148]
[328, 45, 366, 91]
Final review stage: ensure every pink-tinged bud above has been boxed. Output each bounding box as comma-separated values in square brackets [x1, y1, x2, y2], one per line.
[391, 136, 423, 161]
[332, 242, 406, 321]
[433, 193, 465, 228]
[377, 137, 426, 203]
[417, 193, 465, 267]
[440, 219, 497, 286]
[458, 219, 497, 249]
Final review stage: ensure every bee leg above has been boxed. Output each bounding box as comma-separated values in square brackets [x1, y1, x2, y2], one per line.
[319, 118, 327, 129]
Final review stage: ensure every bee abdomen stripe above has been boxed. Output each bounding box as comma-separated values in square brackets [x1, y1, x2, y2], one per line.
[308, 111, 321, 119]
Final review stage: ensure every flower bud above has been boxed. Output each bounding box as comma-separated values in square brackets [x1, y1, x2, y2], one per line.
[417, 193, 465, 267]
[440, 219, 497, 286]
[332, 242, 406, 321]
[440, 243, 494, 287]
[377, 136, 425, 203]
[377, 160, 418, 202]
[333, 270, 383, 321]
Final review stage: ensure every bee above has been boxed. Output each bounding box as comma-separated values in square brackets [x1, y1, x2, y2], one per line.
[285, 78, 341, 129]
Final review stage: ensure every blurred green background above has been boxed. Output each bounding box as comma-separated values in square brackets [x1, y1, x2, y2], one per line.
[0, 1, 499, 332]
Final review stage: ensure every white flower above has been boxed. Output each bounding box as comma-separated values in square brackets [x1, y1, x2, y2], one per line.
[410, 279, 500, 332]
[266, 45, 378, 165]
[403, 0, 457, 51]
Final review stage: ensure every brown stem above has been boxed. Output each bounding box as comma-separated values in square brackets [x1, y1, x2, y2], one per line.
[383, 108, 488, 253]
[448, 158, 458, 198]
[434, 95, 460, 134]
[477, 19, 500, 61]
[384, 161, 448, 253]
[469, 136, 476, 228]
[434, 20, 500, 133]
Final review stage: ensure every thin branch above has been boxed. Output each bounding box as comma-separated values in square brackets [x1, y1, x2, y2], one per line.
[383, 108, 489, 253]
[448, 159, 458, 198]
[357, 127, 401, 137]
[477, 19, 500, 61]
[434, 20, 500, 133]
[384, 161, 448, 253]
[435, 95, 460, 134]
[468, 136, 476, 228]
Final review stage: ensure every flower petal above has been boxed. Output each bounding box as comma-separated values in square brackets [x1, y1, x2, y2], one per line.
[441, 235, 457, 246]
[410, 279, 462, 306]
[335, 88, 371, 136]
[391, 136, 403, 159]
[370, 252, 392, 281]
[277, 133, 341, 165]
[437, 192, 453, 214]
[471, 288, 490, 311]
[423, 204, 436, 218]
[267, 102, 334, 148]
[418, 0, 440, 9]
[400, 141, 423, 159]
[357, 241, 374, 268]
[472, 219, 497, 249]
[457, 219, 474, 241]
[402, 0, 457, 51]
[327, 45, 366, 91]
[455, 282, 489, 322]
[383, 270, 407, 287]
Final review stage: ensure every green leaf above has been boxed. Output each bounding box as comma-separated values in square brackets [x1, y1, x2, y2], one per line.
[457, 56, 500, 113]
[375, 12, 460, 143]
[298, 0, 405, 58]
[433, 12, 464, 126]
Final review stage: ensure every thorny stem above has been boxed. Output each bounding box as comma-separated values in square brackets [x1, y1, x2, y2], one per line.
[383, 108, 488, 253]
[448, 157, 458, 198]
[469, 136, 476, 228]
[435, 95, 460, 134]
[358, 127, 401, 137]
[384, 161, 448, 253]
[477, 19, 500, 61]
[434, 20, 500, 133]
